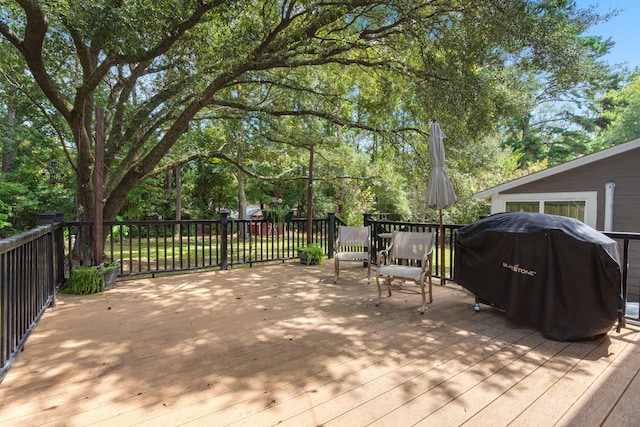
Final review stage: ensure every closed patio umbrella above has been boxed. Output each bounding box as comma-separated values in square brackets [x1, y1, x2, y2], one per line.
[426, 119, 456, 284]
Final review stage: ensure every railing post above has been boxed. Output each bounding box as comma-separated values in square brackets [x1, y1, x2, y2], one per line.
[53, 213, 65, 288]
[328, 213, 336, 258]
[363, 212, 373, 227]
[38, 212, 56, 226]
[363, 213, 376, 261]
[219, 211, 229, 270]
[38, 212, 57, 306]
[620, 238, 629, 328]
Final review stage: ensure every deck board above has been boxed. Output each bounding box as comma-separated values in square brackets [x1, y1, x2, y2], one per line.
[510, 336, 630, 426]
[558, 328, 640, 427]
[0, 262, 638, 426]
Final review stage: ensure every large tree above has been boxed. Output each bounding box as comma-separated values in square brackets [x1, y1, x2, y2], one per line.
[499, 2, 623, 167]
[0, 0, 606, 258]
[594, 72, 640, 148]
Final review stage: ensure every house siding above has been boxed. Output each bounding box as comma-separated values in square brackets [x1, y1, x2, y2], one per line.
[501, 149, 640, 233]
[489, 147, 640, 305]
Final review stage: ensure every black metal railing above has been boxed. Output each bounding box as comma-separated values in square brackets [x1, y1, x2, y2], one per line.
[64, 212, 337, 277]
[2, 212, 639, 383]
[605, 232, 640, 325]
[0, 214, 62, 383]
[62, 212, 462, 280]
[57, 215, 640, 326]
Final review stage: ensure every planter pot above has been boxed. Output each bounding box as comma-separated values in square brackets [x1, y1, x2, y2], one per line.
[103, 268, 119, 290]
[298, 251, 319, 265]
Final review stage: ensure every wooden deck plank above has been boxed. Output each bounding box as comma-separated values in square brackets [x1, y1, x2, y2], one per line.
[603, 360, 640, 426]
[509, 332, 636, 426]
[80, 309, 477, 426]
[105, 289, 488, 426]
[328, 328, 544, 427]
[458, 337, 605, 427]
[0, 266, 472, 426]
[557, 328, 640, 427]
[0, 262, 637, 427]
[219, 315, 511, 426]
[414, 334, 564, 426]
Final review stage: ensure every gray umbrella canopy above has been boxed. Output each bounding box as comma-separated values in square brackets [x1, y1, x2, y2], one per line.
[426, 120, 456, 284]
[427, 120, 456, 209]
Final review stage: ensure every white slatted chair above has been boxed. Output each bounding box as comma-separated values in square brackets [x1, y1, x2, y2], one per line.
[375, 231, 435, 314]
[334, 226, 372, 284]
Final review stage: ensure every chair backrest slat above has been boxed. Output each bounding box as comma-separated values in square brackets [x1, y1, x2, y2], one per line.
[338, 226, 371, 248]
[390, 231, 435, 262]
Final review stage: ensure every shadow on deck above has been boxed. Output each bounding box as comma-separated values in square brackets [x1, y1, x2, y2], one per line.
[1, 262, 638, 426]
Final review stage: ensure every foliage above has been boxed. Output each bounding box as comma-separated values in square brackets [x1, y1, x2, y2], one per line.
[62, 266, 104, 295]
[61, 260, 121, 294]
[497, 6, 624, 169]
[298, 243, 323, 265]
[262, 207, 289, 224]
[595, 73, 640, 148]
[102, 261, 120, 271]
[0, 107, 74, 234]
[119, 175, 174, 220]
[0, 0, 623, 243]
[0, 197, 11, 232]
[109, 216, 130, 240]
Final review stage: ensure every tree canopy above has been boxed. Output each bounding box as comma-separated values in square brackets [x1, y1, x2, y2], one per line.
[0, 0, 621, 239]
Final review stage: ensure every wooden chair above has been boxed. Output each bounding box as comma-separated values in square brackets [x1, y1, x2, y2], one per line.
[334, 226, 372, 284]
[375, 231, 435, 314]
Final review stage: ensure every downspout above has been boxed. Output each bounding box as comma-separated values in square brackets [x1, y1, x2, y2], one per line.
[604, 182, 615, 232]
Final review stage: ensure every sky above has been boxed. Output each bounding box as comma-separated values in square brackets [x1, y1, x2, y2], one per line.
[575, 0, 640, 70]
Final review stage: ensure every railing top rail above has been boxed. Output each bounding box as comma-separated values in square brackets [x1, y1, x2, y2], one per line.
[0, 225, 52, 254]
[368, 220, 466, 230]
[604, 231, 640, 239]
[65, 219, 223, 226]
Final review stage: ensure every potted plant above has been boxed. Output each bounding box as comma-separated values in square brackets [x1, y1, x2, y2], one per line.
[62, 265, 104, 294]
[62, 260, 121, 294]
[298, 243, 324, 265]
[101, 261, 121, 290]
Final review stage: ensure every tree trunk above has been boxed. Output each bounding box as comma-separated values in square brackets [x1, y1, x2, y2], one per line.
[93, 109, 105, 264]
[237, 136, 248, 240]
[73, 117, 96, 266]
[306, 144, 314, 245]
[237, 171, 248, 240]
[522, 114, 531, 139]
[166, 169, 173, 192]
[2, 88, 16, 174]
[175, 166, 182, 238]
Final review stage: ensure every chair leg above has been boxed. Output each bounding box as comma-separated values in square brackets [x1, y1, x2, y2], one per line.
[367, 261, 371, 284]
[428, 272, 433, 303]
[334, 258, 339, 283]
[419, 278, 427, 314]
[375, 274, 382, 306]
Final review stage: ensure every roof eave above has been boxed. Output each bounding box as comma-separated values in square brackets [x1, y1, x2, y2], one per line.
[474, 138, 640, 199]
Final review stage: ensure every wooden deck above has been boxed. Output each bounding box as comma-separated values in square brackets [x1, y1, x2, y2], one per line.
[1, 262, 639, 426]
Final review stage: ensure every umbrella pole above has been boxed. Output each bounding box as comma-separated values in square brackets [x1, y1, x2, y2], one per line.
[439, 210, 445, 285]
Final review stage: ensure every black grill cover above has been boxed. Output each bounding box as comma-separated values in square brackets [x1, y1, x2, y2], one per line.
[454, 212, 623, 341]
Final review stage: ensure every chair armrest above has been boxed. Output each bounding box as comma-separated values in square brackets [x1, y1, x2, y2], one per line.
[377, 242, 393, 266]
[421, 252, 433, 272]
[377, 248, 389, 266]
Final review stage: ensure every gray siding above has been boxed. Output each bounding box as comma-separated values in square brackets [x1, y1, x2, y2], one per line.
[502, 148, 640, 233]
[500, 148, 640, 302]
